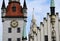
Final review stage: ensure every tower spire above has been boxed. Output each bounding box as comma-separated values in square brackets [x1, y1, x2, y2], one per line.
[50, 0, 55, 15]
[32, 8, 36, 24]
[31, 8, 37, 34]
[23, 0, 27, 9]
[32, 8, 35, 20]
[1, 0, 6, 9]
[50, 0, 55, 7]
[22, 21, 27, 40]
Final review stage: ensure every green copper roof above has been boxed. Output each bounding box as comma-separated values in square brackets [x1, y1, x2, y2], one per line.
[22, 22, 27, 38]
[50, 0, 55, 7]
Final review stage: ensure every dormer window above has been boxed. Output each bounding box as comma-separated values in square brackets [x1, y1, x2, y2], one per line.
[12, 6, 16, 12]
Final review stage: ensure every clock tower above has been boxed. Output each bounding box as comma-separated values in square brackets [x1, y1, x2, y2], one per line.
[1, 0, 27, 41]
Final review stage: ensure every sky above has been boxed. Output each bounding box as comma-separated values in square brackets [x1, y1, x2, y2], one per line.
[0, 0, 60, 41]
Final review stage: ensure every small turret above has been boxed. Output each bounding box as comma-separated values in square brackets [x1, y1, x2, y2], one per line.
[23, 0, 27, 17]
[22, 20, 27, 41]
[1, 0, 5, 9]
[22, 0, 27, 40]
[50, 0, 56, 24]
[23, 0, 27, 9]
[1, 0, 6, 17]
[50, 0, 55, 15]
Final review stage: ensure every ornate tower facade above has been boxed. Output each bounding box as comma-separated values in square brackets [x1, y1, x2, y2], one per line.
[1, 0, 27, 41]
[28, 9, 41, 41]
[29, 14, 37, 41]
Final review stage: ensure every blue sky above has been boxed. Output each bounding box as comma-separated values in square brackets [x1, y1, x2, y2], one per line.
[0, 0, 60, 41]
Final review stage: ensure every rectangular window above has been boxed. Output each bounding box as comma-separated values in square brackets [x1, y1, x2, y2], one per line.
[45, 35, 48, 41]
[8, 28, 12, 33]
[17, 28, 20, 33]
[17, 38, 20, 41]
[12, 6, 16, 12]
[8, 38, 11, 41]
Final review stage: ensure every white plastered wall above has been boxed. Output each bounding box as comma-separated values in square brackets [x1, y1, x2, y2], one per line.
[55, 14, 59, 41]
[47, 14, 52, 41]
[2, 18, 24, 41]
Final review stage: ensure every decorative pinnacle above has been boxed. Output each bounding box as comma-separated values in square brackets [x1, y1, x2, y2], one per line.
[32, 8, 36, 24]
[50, 0, 55, 7]
[32, 8, 34, 20]
[23, 0, 27, 9]
[22, 22, 27, 40]
[1, 0, 6, 9]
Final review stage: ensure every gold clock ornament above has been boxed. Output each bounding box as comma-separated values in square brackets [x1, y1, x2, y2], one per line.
[10, 20, 18, 28]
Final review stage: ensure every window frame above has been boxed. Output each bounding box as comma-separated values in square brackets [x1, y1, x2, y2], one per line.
[45, 35, 48, 41]
[17, 27, 20, 33]
[8, 38, 11, 41]
[8, 28, 12, 33]
[17, 38, 20, 41]
[12, 6, 16, 12]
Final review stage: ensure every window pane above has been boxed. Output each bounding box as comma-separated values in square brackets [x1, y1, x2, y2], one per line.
[45, 35, 48, 41]
[8, 28, 11, 33]
[17, 28, 20, 33]
[12, 6, 16, 12]
[17, 38, 20, 41]
[8, 38, 11, 41]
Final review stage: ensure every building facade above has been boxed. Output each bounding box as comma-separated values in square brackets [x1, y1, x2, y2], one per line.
[1, 0, 27, 41]
[1, 0, 60, 41]
[28, 0, 60, 41]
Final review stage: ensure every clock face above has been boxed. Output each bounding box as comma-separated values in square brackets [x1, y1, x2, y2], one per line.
[10, 20, 18, 28]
